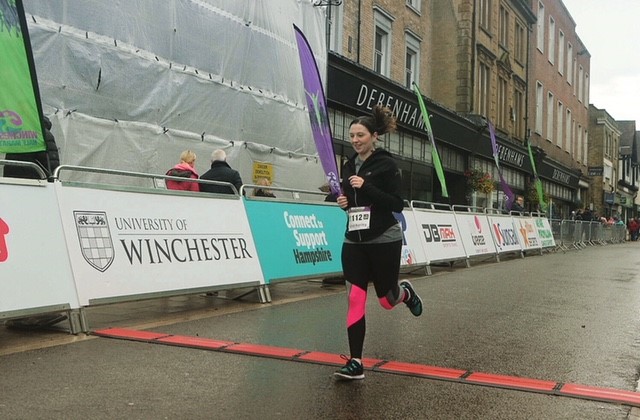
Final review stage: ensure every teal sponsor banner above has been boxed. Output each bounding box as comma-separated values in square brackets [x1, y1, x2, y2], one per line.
[243, 199, 346, 283]
[0, 0, 45, 153]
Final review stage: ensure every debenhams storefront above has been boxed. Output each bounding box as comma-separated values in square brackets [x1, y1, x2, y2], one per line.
[326, 52, 579, 217]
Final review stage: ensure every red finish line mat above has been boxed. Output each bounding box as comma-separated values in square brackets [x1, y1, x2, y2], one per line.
[93, 327, 640, 407]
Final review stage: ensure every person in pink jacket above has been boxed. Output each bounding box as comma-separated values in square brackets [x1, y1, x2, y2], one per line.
[165, 150, 200, 191]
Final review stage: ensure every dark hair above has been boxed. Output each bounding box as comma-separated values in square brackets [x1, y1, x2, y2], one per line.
[350, 105, 397, 136]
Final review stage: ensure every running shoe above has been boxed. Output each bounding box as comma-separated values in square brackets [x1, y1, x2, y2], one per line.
[399, 279, 423, 317]
[334, 356, 364, 380]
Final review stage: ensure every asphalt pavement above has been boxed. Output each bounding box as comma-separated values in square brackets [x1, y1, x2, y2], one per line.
[2, 243, 640, 419]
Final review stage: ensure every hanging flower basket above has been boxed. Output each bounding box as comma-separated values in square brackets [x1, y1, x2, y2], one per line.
[527, 180, 548, 205]
[464, 168, 495, 194]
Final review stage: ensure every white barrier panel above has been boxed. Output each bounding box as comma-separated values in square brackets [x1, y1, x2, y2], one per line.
[396, 211, 428, 268]
[54, 184, 264, 305]
[454, 211, 497, 258]
[487, 214, 523, 254]
[512, 216, 542, 251]
[408, 205, 467, 264]
[534, 217, 556, 248]
[0, 182, 80, 316]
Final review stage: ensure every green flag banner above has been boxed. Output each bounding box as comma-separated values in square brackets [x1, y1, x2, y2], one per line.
[413, 83, 448, 198]
[527, 141, 547, 211]
[0, 0, 45, 153]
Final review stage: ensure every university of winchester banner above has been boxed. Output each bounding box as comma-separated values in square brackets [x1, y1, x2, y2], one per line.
[0, 0, 45, 153]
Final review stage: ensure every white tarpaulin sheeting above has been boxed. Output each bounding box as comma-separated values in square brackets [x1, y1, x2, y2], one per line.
[20, 0, 328, 189]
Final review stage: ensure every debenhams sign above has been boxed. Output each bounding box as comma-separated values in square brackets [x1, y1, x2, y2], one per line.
[355, 84, 427, 132]
[352, 82, 526, 168]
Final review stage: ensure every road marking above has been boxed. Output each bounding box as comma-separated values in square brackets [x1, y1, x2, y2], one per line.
[93, 327, 640, 408]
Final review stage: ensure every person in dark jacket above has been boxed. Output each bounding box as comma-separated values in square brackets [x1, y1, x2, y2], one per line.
[333, 105, 423, 381]
[4, 115, 60, 180]
[199, 149, 243, 194]
[511, 195, 525, 213]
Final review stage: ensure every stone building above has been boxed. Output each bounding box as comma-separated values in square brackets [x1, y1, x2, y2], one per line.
[587, 105, 620, 218]
[526, 0, 591, 219]
[616, 121, 638, 221]
[325, 0, 541, 209]
[324, 0, 590, 216]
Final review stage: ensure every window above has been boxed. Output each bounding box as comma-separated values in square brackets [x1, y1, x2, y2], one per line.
[583, 130, 589, 162]
[499, 5, 509, 48]
[514, 87, 525, 139]
[497, 76, 508, 128]
[477, 61, 491, 116]
[439, 145, 464, 171]
[548, 16, 555, 64]
[567, 43, 573, 84]
[558, 31, 565, 75]
[328, 2, 343, 53]
[535, 81, 544, 134]
[584, 73, 589, 105]
[573, 60, 577, 94]
[537, 2, 545, 52]
[405, 31, 420, 88]
[557, 101, 564, 147]
[546, 92, 554, 142]
[566, 109, 572, 153]
[406, 0, 421, 13]
[576, 124, 582, 162]
[578, 66, 584, 103]
[479, 0, 490, 29]
[514, 20, 525, 63]
[373, 9, 393, 77]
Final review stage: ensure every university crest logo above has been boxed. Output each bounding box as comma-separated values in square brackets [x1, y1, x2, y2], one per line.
[74, 211, 114, 272]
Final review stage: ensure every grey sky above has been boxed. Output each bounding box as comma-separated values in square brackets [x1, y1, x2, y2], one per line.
[562, 0, 640, 122]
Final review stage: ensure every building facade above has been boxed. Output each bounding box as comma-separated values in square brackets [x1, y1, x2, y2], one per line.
[325, 0, 545, 210]
[587, 105, 620, 218]
[526, 0, 591, 219]
[615, 121, 638, 221]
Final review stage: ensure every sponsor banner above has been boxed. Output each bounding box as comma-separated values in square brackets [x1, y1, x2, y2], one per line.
[409, 208, 467, 264]
[534, 217, 556, 248]
[395, 211, 428, 267]
[454, 212, 497, 257]
[0, 182, 79, 314]
[0, 0, 46, 153]
[54, 184, 264, 305]
[512, 216, 542, 251]
[243, 199, 345, 283]
[487, 214, 522, 254]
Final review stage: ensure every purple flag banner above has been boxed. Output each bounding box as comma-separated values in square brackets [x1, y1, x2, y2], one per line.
[293, 25, 341, 196]
[488, 121, 515, 211]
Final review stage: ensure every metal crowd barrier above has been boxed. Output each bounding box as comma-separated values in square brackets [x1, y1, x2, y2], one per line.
[0, 159, 48, 180]
[555, 219, 627, 252]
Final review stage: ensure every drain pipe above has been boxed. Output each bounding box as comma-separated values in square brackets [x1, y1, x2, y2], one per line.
[357, 0, 361, 63]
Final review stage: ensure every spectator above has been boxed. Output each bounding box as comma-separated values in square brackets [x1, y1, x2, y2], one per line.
[200, 149, 243, 194]
[511, 195, 525, 213]
[165, 150, 199, 192]
[254, 178, 276, 198]
[4, 115, 59, 180]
